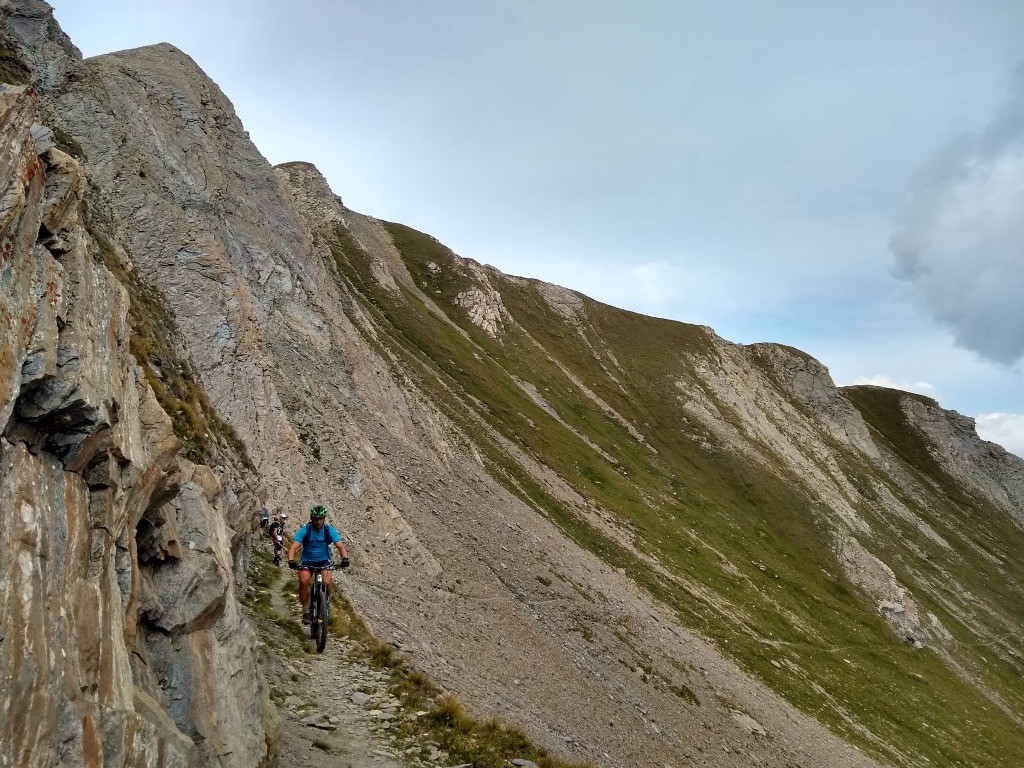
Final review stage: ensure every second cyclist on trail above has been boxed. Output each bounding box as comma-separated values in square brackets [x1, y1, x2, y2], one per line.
[267, 513, 287, 566]
[288, 505, 350, 625]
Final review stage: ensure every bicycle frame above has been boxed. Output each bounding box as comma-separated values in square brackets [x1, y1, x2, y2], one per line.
[299, 563, 334, 652]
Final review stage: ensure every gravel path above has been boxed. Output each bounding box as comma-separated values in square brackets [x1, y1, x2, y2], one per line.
[250, 563, 449, 768]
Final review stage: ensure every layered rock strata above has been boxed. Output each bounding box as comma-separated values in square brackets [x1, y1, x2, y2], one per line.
[0, 58, 277, 768]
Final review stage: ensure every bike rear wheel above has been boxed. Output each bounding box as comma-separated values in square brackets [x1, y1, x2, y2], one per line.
[315, 589, 329, 653]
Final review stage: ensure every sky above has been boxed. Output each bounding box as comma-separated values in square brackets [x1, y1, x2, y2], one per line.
[49, 1, 1024, 457]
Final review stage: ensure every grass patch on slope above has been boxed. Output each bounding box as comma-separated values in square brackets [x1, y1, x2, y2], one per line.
[240, 548, 311, 648]
[842, 386, 1024, 716]
[0, 45, 31, 85]
[842, 386, 944, 480]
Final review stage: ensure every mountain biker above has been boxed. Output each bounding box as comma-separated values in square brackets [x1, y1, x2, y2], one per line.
[267, 513, 287, 566]
[288, 505, 350, 625]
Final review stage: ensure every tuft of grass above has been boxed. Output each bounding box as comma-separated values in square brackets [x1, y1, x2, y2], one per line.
[393, 669, 436, 709]
[50, 125, 85, 159]
[671, 683, 700, 706]
[419, 695, 590, 768]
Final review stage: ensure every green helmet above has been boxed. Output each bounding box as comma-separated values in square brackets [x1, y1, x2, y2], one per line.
[310, 505, 327, 520]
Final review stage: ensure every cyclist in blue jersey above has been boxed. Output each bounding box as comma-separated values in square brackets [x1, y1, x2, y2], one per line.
[287, 505, 350, 624]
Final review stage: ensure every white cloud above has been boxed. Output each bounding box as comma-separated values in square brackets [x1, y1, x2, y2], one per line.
[891, 71, 1024, 365]
[852, 375, 936, 398]
[974, 412, 1024, 458]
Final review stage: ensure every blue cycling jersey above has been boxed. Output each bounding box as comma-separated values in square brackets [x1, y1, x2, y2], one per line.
[294, 523, 342, 563]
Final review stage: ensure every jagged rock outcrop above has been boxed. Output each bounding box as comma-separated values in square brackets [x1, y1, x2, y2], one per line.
[0, 12, 279, 766]
[901, 393, 1024, 526]
[0, 0, 80, 91]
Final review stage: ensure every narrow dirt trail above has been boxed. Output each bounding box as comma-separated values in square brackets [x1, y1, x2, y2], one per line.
[247, 558, 445, 768]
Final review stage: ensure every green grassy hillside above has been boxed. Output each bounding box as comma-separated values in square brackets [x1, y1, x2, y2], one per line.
[328, 220, 1024, 767]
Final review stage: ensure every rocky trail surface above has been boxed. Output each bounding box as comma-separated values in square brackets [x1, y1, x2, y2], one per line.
[246, 544, 498, 768]
[248, 550, 417, 768]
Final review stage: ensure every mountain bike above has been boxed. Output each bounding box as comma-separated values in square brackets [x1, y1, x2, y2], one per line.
[297, 562, 335, 653]
[269, 526, 284, 566]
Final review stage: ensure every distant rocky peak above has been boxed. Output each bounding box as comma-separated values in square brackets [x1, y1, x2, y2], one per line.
[1, 0, 81, 91]
[275, 161, 346, 227]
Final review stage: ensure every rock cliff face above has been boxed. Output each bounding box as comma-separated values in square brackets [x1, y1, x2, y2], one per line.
[3, 3, 1024, 767]
[0, 7, 277, 767]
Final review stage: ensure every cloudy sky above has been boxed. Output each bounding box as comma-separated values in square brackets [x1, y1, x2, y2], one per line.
[51, 1, 1024, 456]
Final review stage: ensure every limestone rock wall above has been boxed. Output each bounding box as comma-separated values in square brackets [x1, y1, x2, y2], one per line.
[0, 65, 277, 768]
[50, 42, 327, 527]
[0, 1, 80, 91]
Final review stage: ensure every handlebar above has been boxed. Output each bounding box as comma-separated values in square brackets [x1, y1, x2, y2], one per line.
[289, 561, 347, 571]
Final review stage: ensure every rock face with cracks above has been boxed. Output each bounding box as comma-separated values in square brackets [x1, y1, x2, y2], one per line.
[0, 7, 277, 767]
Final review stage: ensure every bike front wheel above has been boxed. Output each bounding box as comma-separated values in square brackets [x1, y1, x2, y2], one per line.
[314, 589, 329, 653]
[309, 587, 320, 640]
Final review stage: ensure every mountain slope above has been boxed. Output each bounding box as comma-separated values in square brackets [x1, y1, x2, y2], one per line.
[324, 213, 1024, 766]
[3, 2, 1022, 765]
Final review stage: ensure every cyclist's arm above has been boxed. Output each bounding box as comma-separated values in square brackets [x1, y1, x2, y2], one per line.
[287, 538, 301, 562]
[329, 526, 348, 559]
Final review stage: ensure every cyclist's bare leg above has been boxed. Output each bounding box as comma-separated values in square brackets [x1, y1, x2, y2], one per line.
[298, 569, 312, 609]
[322, 569, 333, 597]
